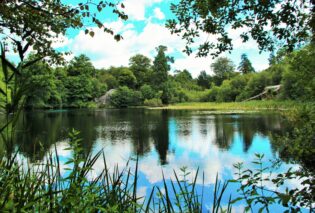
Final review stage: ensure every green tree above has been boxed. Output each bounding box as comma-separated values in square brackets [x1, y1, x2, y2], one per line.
[211, 57, 235, 86]
[129, 54, 152, 88]
[152, 46, 173, 88]
[110, 67, 137, 88]
[197, 71, 212, 89]
[68, 55, 95, 76]
[211, 57, 235, 77]
[22, 57, 62, 108]
[97, 70, 118, 90]
[174, 69, 200, 90]
[140, 84, 155, 100]
[152, 45, 174, 104]
[238, 54, 255, 74]
[166, 0, 314, 57]
[0, 0, 127, 132]
[110, 86, 143, 108]
[281, 44, 315, 101]
[65, 55, 101, 107]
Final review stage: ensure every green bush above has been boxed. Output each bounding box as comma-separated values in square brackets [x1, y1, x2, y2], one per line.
[140, 84, 155, 100]
[144, 98, 163, 107]
[202, 86, 219, 102]
[110, 86, 143, 108]
[237, 72, 272, 101]
[216, 80, 236, 102]
[280, 45, 315, 101]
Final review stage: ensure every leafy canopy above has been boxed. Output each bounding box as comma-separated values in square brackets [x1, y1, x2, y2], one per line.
[166, 0, 314, 57]
[0, 0, 127, 64]
[211, 57, 235, 77]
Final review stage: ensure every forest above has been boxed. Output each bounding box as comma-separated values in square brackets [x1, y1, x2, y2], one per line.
[2, 44, 313, 109]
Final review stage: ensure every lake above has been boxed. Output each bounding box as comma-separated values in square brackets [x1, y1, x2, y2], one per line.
[1, 109, 302, 212]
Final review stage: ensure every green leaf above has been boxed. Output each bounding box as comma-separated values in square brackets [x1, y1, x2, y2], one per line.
[230, 197, 242, 204]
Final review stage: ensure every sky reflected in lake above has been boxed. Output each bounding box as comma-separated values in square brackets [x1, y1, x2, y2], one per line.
[2, 109, 305, 212]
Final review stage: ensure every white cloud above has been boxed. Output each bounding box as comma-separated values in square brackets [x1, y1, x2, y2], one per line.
[68, 16, 270, 78]
[122, 0, 163, 20]
[70, 20, 184, 67]
[153, 8, 165, 20]
[69, 19, 218, 77]
[173, 54, 215, 77]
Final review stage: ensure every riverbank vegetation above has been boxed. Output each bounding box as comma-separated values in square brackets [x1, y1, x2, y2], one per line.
[151, 100, 314, 111]
[1, 43, 313, 109]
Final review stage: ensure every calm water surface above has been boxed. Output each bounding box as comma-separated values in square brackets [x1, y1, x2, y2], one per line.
[2, 109, 302, 212]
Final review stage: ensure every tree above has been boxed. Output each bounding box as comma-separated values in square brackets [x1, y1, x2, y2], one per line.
[129, 54, 152, 88]
[23, 56, 62, 108]
[110, 67, 137, 88]
[65, 55, 101, 107]
[0, 0, 127, 131]
[166, 0, 314, 57]
[238, 54, 255, 74]
[68, 55, 95, 76]
[152, 45, 174, 104]
[211, 57, 235, 86]
[197, 71, 212, 89]
[211, 57, 235, 78]
[152, 46, 174, 89]
[0, 0, 127, 64]
[97, 71, 118, 89]
[174, 69, 193, 83]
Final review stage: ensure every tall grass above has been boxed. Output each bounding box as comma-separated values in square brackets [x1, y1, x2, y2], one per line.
[0, 129, 231, 212]
[151, 100, 314, 111]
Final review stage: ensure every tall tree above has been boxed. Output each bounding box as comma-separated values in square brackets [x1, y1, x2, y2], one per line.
[23, 56, 62, 108]
[68, 55, 95, 76]
[197, 71, 212, 89]
[129, 54, 152, 88]
[152, 45, 174, 104]
[174, 69, 193, 84]
[152, 46, 173, 87]
[65, 55, 101, 107]
[211, 57, 235, 78]
[238, 54, 255, 74]
[110, 67, 137, 88]
[211, 57, 235, 85]
[166, 0, 314, 57]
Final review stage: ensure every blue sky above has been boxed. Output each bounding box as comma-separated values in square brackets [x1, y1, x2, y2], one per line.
[47, 0, 270, 77]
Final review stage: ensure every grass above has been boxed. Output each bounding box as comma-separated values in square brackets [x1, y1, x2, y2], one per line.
[0, 129, 231, 212]
[150, 100, 314, 111]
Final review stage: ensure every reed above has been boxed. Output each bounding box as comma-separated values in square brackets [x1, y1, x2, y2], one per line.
[0, 129, 231, 212]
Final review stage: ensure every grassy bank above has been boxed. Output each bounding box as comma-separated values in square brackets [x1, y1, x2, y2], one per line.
[150, 100, 314, 111]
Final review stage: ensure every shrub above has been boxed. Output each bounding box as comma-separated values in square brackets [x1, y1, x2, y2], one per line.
[144, 98, 163, 107]
[280, 45, 315, 101]
[140, 84, 155, 100]
[202, 86, 219, 102]
[110, 86, 143, 108]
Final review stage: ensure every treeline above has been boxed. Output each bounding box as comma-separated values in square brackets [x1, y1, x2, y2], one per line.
[3, 44, 313, 109]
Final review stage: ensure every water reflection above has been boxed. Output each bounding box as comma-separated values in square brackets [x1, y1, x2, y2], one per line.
[8, 109, 286, 164]
[1, 109, 299, 211]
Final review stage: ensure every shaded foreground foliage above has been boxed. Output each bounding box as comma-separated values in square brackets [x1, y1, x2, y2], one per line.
[0, 130, 227, 212]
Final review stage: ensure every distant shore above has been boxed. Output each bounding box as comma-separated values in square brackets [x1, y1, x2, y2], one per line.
[148, 100, 314, 111]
